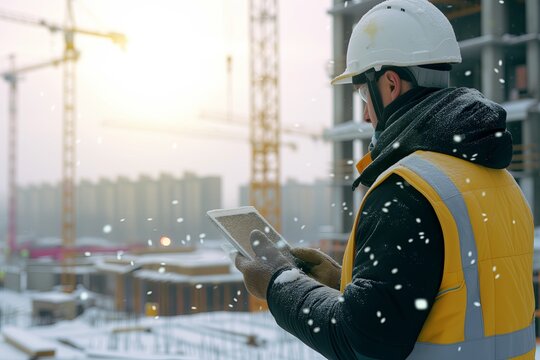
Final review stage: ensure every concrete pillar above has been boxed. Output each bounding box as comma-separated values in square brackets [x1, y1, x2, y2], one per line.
[481, 0, 506, 102]
[332, 5, 355, 234]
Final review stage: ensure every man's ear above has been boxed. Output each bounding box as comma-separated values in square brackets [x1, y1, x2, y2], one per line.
[384, 70, 402, 101]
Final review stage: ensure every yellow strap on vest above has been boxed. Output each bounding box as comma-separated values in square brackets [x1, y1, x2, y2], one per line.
[340, 152, 372, 293]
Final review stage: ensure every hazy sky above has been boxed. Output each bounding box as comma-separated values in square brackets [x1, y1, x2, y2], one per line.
[0, 0, 333, 208]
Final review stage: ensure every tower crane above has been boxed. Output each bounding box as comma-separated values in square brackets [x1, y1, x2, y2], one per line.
[0, 2, 126, 292]
[1, 54, 75, 259]
[247, 0, 280, 311]
[249, 0, 280, 231]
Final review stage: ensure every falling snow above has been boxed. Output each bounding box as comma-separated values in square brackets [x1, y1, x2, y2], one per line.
[415, 298, 428, 310]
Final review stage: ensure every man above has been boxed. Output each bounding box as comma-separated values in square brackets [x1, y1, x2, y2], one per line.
[235, 0, 535, 359]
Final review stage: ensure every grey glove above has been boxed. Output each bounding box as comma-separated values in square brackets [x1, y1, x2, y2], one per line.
[235, 230, 293, 299]
[291, 247, 342, 290]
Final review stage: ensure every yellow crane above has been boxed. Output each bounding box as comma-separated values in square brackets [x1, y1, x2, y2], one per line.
[1, 54, 75, 259]
[0, 2, 126, 292]
[249, 0, 281, 235]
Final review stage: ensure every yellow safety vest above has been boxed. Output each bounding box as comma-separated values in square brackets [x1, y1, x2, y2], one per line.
[341, 150, 535, 359]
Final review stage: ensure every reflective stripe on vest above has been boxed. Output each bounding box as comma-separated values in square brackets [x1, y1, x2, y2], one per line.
[399, 154, 535, 359]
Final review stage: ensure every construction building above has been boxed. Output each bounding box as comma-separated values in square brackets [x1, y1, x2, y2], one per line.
[325, 0, 540, 240]
[325, 0, 540, 337]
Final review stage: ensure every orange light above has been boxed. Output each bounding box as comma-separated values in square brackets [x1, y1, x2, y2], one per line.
[160, 236, 171, 247]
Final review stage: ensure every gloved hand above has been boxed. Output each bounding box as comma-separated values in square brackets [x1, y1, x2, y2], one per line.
[235, 230, 294, 300]
[291, 247, 342, 290]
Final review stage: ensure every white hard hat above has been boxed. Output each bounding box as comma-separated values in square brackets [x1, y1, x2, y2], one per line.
[331, 0, 462, 85]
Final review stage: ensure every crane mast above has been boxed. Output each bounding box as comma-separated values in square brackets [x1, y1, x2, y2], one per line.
[248, 0, 280, 311]
[61, 0, 77, 291]
[249, 0, 281, 233]
[6, 56, 17, 256]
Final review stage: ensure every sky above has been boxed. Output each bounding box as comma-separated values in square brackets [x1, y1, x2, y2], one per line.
[0, 0, 333, 208]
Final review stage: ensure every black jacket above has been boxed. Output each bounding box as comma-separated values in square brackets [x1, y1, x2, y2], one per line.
[267, 87, 511, 359]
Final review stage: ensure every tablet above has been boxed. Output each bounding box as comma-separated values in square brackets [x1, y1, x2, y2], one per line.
[207, 206, 288, 260]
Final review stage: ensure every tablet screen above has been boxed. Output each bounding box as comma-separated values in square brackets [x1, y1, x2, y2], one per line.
[213, 212, 283, 259]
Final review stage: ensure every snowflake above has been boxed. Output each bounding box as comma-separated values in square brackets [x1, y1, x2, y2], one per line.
[415, 298, 428, 310]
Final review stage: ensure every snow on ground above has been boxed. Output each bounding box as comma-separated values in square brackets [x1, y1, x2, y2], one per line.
[0, 288, 325, 359]
[1, 289, 539, 359]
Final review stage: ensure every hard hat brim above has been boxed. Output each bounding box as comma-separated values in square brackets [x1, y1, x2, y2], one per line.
[330, 71, 355, 86]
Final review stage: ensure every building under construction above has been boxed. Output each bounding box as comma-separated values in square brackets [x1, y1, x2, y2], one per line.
[327, 0, 540, 234]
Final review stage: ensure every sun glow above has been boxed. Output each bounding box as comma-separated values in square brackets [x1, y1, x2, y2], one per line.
[80, 1, 228, 123]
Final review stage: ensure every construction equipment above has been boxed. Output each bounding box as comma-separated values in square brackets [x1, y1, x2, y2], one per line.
[249, 0, 281, 233]
[248, 0, 280, 312]
[1, 54, 75, 258]
[101, 118, 300, 151]
[0, 2, 126, 291]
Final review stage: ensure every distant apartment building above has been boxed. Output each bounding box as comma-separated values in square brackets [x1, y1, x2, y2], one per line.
[15, 172, 221, 244]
